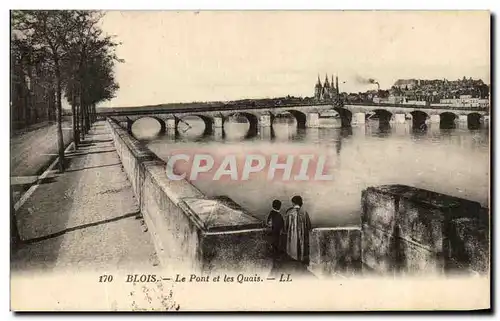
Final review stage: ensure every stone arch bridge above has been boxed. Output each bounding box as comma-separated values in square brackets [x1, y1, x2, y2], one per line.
[100, 102, 489, 137]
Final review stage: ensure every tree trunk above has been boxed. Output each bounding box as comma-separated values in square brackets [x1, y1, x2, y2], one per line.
[45, 87, 51, 122]
[80, 103, 85, 141]
[75, 102, 80, 144]
[55, 62, 65, 173]
[71, 89, 79, 148]
[90, 104, 94, 123]
[79, 84, 85, 141]
[27, 64, 35, 125]
[22, 78, 30, 128]
[10, 187, 21, 251]
[92, 104, 97, 122]
[84, 103, 90, 133]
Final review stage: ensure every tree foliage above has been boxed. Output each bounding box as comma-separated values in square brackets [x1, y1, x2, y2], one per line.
[11, 10, 122, 170]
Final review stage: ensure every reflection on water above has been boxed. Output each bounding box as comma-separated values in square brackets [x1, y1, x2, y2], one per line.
[132, 117, 162, 140]
[134, 117, 489, 228]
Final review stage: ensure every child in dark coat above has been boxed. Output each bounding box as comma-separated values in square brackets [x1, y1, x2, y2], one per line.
[267, 200, 284, 259]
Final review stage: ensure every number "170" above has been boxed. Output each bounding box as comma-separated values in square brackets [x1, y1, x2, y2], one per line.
[99, 275, 114, 283]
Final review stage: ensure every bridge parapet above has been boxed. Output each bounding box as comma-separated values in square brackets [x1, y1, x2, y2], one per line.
[98, 101, 487, 117]
[100, 101, 487, 133]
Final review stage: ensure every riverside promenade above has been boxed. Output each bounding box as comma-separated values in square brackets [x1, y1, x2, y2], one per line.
[10, 120, 309, 311]
[11, 121, 157, 273]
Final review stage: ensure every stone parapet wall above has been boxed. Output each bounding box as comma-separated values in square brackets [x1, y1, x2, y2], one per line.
[107, 118, 271, 274]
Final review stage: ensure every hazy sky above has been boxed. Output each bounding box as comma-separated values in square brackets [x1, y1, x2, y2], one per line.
[98, 11, 490, 108]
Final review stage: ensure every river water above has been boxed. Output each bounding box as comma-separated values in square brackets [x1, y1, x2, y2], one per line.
[133, 116, 489, 228]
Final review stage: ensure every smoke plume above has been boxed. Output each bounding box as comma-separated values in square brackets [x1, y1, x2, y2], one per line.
[355, 75, 380, 89]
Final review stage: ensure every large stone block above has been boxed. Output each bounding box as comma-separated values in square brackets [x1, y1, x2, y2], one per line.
[309, 227, 362, 278]
[361, 184, 490, 275]
[201, 229, 270, 273]
[361, 224, 395, 274]
[397, 197, 445, 252]
[361, 187, 398, 232]
[400, 237, 445, 275]
[180, 196, 270, 273]
[445, 215, 489, 274]
[362, 224, 445, 275]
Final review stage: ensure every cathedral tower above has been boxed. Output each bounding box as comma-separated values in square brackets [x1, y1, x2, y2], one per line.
[322, 74, 330, 99]
[314, 75, 323, 101]
[331, 74, 336, 99]
[314, 73, 341, 101]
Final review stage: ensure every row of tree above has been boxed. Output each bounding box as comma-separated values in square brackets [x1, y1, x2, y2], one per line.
[11, 10, 121, 172]
[11, 33, 56, 129]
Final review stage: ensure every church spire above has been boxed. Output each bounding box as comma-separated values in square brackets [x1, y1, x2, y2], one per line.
[314, 74, 323, 101]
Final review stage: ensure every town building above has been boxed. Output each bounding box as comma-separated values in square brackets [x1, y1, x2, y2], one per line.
[439, 95, 489, 108]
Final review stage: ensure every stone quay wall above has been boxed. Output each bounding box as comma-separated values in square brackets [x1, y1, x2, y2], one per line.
[361, 185, 489, 276]
[107, 118, 271, 274]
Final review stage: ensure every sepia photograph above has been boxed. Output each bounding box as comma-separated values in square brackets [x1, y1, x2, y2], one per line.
[9, 9, 491, 311]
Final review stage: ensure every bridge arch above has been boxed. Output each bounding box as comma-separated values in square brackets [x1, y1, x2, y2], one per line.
[177, 114, 214, 136]
[332, 107, 352, 128]
[129, 116, 165, 138]
[286, 110, 307, 129]
[366, 109, 392, 128]
[440, 112, 457, 129]
[226, 112, 259, 138]
[467, 112, 482, 130]
[150, 116, 167, 133]
[410, 110, 429, 130]
[273, 110, 307, 129]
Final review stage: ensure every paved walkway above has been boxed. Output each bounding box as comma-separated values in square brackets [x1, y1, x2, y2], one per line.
[11, 121, 158, 273]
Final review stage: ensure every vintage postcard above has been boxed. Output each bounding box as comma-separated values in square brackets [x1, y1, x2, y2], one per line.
[10, 10, 490, 311]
